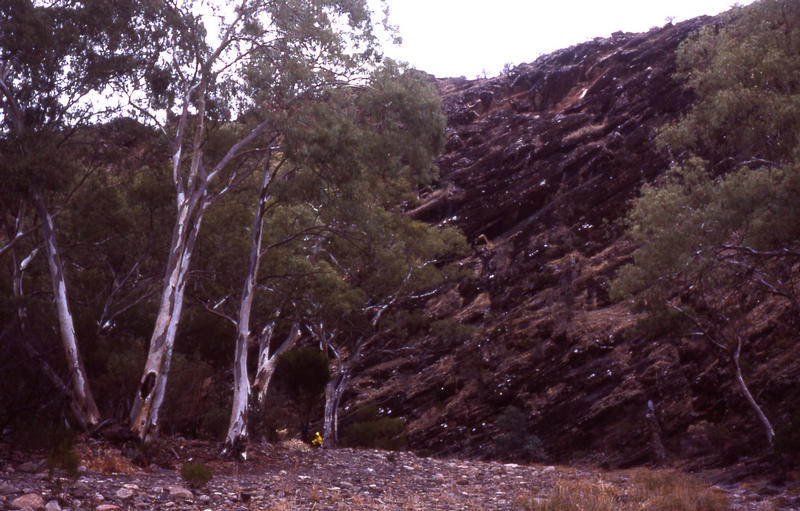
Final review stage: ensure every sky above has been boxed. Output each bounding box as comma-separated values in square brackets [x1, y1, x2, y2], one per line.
[375, 0, 757, 78]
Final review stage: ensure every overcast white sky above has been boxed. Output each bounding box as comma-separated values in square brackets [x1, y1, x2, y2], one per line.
[375, 0, 756, 78]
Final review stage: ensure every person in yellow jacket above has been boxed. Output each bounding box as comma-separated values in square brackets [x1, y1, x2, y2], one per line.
[311, 431, 323, 448]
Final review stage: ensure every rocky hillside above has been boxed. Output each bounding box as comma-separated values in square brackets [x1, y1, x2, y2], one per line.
[345, 15, 800, 471]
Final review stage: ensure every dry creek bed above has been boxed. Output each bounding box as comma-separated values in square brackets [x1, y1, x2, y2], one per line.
[1, 439, 797, 510]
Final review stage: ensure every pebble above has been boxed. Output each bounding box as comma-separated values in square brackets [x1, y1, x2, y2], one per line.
[115, 488, 135, 499]
[71, 480, 90, 497]
[0, 443, 783, 510]
[167, 486, 193, 500]
[17, 462, 41, 474]
[11, 493, 45, 510]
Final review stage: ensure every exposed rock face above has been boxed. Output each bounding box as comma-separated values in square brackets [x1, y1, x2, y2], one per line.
[346, 16, 800, 470]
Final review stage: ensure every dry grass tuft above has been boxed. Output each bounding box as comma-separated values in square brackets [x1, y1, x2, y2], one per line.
[279, 438, 312, 452]
[519, 470, 731, 511]
[75, 445, 139, 474]
[628, 470, 731, 511]
[520, 480, 621, 511]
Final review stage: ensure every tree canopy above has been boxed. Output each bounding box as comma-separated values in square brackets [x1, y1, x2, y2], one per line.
[612, 0, 800, 446]
[0, 0, 470, 449]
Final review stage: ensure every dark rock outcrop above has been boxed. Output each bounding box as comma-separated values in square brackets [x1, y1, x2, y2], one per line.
[346, 16, 799, 471]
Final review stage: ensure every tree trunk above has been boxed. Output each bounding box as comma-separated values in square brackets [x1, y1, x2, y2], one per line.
[732, 336, 775, 446]
[645, 399, 667, 461]
[331, 373, 348, 443]
[322, 376, 337, 447]
[11, 245, 89, 430]
[253, 324, 300, 406]
[222, 160, 278, 458]
[322, 371, 349, 448]
[34, 192, 101, 429]
[130, 195, 205, 440]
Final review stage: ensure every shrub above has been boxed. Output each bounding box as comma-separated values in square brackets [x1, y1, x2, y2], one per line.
[430, 318, 475, 341]
[275, 347, 330, 399]
[180, 463, 213, 488]
[494, 405, 543, 460]
[274, 347, 330, 422]
[341, 417, 407, 450]
[46, 427, 81, 479]
[199, 406, 229, 440]
[247, 393, 280, 442]
[160, 352, 218, 436]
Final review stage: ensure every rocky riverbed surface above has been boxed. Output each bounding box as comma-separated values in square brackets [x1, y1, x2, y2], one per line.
[0, 439, 796, 510]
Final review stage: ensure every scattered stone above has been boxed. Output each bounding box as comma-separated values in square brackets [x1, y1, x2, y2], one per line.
[115, 488, 135, 499]
[17, 462, 41, 474]
[433, 473, 446, 483]
[71, 480, 90, 497]
[167, 486, 193, 500]
[95, 505, 121, 511]
[0, 482, 16, 495]
[44, 500, 61, 511]
[11, 493, 45, 510]
[542, 466, 556, 473]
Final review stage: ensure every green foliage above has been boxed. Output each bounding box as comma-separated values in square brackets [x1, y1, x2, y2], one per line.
[276, 347, 331, 398]
[180, 463, 213, 488]
[494, 406, 543, 460]
[0, 0, 465, 445]
[429, 318, 475, 341]
[613, 1, 800, 316]
[199, 407, 230, 441]
[35, 424, 81, 479]
[275, 347, 330, 421]
[659, 0, 800, 163]
[160, 353, 220, 437]
[248, 393, 280, 442]
[611, 0, 798, 450]
[342, 417, 407, 450]
[619, 308, 690, 342]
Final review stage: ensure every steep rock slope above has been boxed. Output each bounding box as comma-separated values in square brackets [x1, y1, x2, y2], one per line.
[347, 16, 798, 470]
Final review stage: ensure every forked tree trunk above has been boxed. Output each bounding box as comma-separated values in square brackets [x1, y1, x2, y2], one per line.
[223, 321, 300, 457]
[222, 167, 269, 458]
[322, 369, 349, 448]
[128, 71, 270, 440]
[253, 324, 300, 405]
[34, 192, 101, 429]
[129, 194, 205, 440]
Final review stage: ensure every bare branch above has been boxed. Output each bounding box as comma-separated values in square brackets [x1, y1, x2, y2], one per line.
[722, 244, 800, 258]
[667, 302, 730, 352]
[193, 294, 238, 327]
[206, 118, 273, 183]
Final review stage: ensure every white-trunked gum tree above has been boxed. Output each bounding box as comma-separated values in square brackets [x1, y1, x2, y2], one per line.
[0, 0, 168, 430]
[122, 0, 390, 442]
[213, 63, 465, 457]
